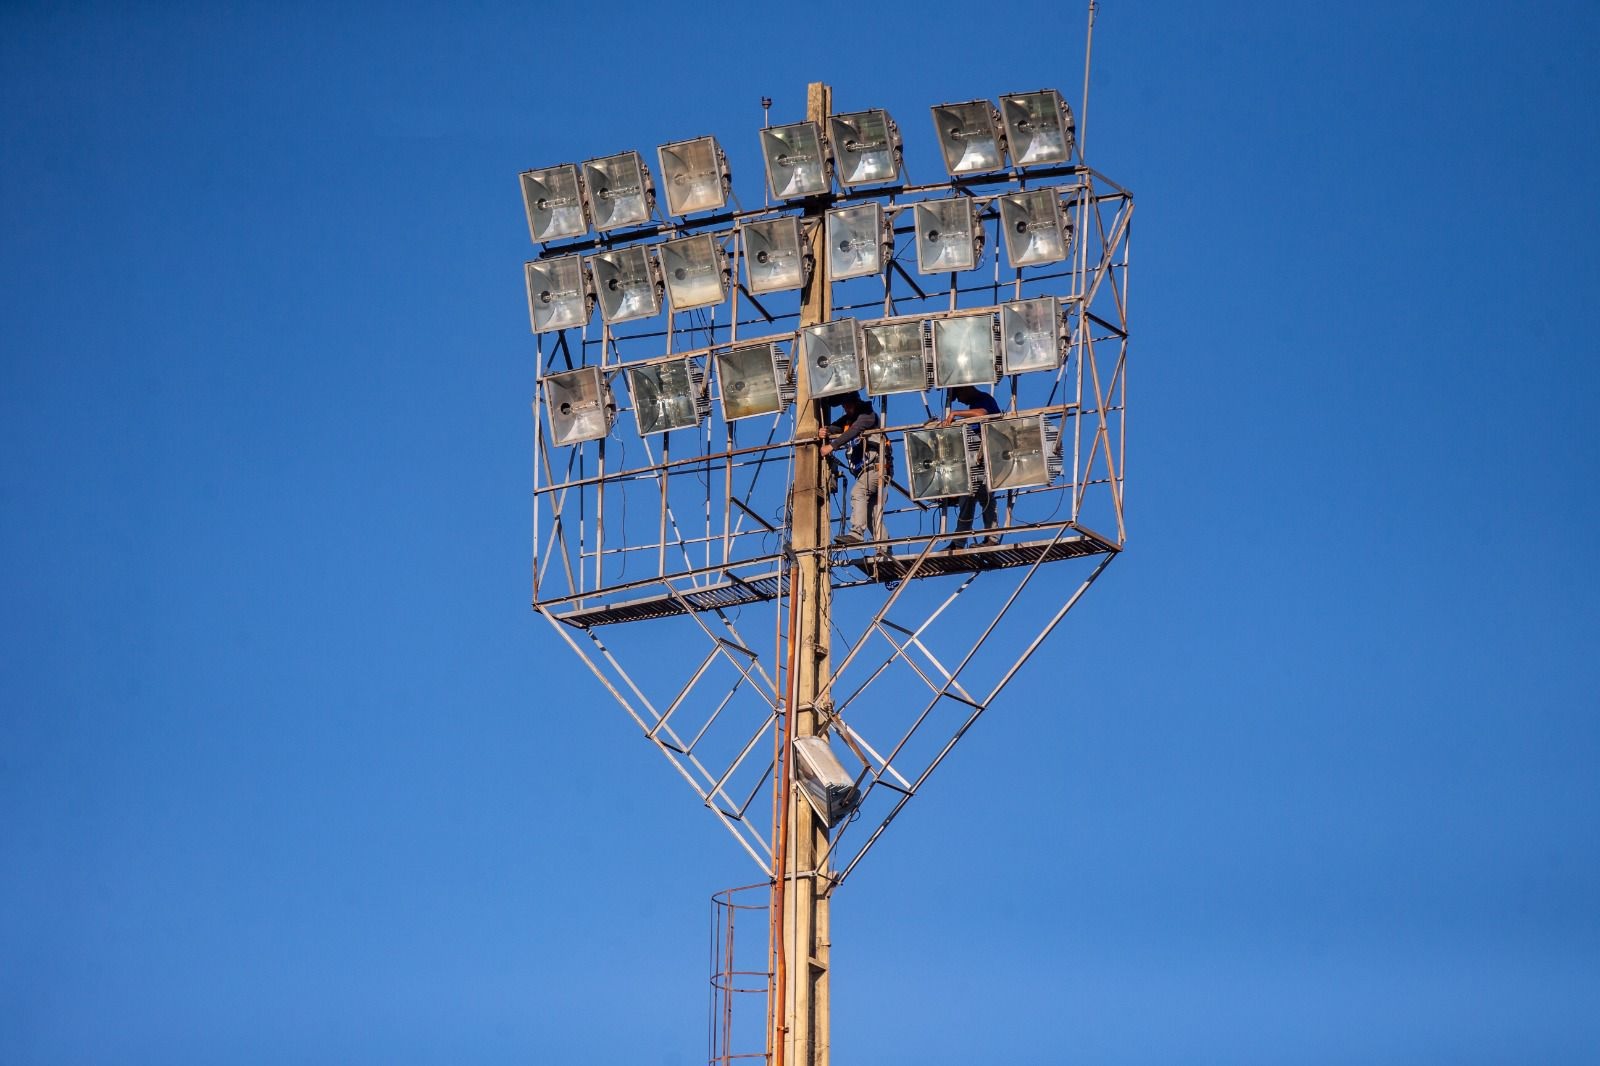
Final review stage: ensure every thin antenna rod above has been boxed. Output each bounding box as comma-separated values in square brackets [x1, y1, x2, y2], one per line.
[1080, 0, 1098, 163]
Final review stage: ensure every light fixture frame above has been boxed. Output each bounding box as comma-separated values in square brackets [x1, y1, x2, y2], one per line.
[520, 163, 589, 244]
[760, 121, 831, 200]
[930, 99, 1007, 176]
[998, 187, 1071, 269]
[999, 89, 1076, 168]
[656, 135, 731, 216]
[904, 425, 983, 501]
[829, 109, 902, 187]
[542, 366, 615, 446]
[826, 202, 887, 281]
[915, 197, 983, 275]
[660, 232, 728, 313]
[1000, 296, 1066, 375]
[931, 312, 1000, 388]
[524, 254, 593, 334]
[742, 216, 809, 295]
[626, 355, 710, 437]
[716, 339, 795, 423]
[581, 150, 656, 232]
[981, 413, 1064, 491]
[862, 317, 933, 396]
[800, 318, 866, 399]
[589, 245, 663, 325]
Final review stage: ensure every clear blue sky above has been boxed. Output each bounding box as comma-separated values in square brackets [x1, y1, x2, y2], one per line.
[3, 2, 1597, 1063]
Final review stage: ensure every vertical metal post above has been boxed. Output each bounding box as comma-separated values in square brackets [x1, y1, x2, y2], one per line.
[775, 80, 833, 1066]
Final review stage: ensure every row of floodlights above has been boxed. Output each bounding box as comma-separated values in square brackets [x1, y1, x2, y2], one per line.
[541, 296, 1067, 441]
[524, 189, 1073, 334]
[545, 360, 1061, 497]
[520, 90, 1075, 243]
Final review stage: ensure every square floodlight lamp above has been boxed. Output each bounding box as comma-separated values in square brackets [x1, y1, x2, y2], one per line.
[520, 164, 588, 243]
[864, 320, 929, 395]
[1000, 89, 1075, 167]
[1001, 296, 1063, 374]
[829, 109, 901, 187]
[998, 188, 1069, 268]
[983, 415, 1055, 490]
[661, 233, 726, 312]
[589, 245, 661, 324]
[915, 197, 980, 275]
[525, 255, 591, 334]
[582, 151, 654, 232]
[657, 135, 729, 216]
[932, 314, 998, 388]
[717, 341, 790, 421]
[761, 121, 829, 199]
[931, 100, 1006, 176]
[627, 358, 705, 436]
[792, 736, 860, 827]
[826, 203, 884, 281]
[801, 319, 865, 399]
[543, 367, 613, 446]
[743, 217, 806, 294]
[905, 426, 976, 500]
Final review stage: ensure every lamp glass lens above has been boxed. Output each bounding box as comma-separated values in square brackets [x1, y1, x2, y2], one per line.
[983, 416, 1051, 490]
[590, 246, 660, 324]
[826, 203, 882, 280]
[545, 367, 610, 445]
[1001, 297, 1062, 374]
[830, 110, 898, 186]
[915, 198, 978, 274]
[761, 122, 828, 199]
[525, 255, 589, 334]
[999, 189, 1066, 268]
[743, 217, 805, 294]
[717, 343, 784, 421]
[931, 101, 1004, 175]
[1001, 90, 1071, 167]
[628, 359, 701, 436]
[802, 319, 864, 398]
[661, 233, 725, 312]
[863, 320, 927, 395]
[906, 426, 973, 500]
[582, 152, 652, 231]
[521, 164, 587, 243]
[657, 136, 726, 215]
[933, 315, 998, 388]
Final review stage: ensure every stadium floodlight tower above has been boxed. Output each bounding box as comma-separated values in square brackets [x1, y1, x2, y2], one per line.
[520, 9, 1130, 1062]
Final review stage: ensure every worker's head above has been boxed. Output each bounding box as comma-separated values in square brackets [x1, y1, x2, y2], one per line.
[948, 385, 984, 405]
[832, 392, 868, 413]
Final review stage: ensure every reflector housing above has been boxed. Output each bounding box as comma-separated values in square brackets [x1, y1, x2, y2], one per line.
[801, 319, 865, 399]
[717, 341, 793, 422]
[1000, 296, 1064, 374]
[826, 203, 884, 280]
[589, 245, 661, 324]
[1000, 89, 1075, 167]
[520, 164, 588, 243]
[792, 736, 860, 828]
[982, 415, 1061, 490]
[743, 217, 806, 294]
[761, 121, 830, 199]
[932, 314, 998, 388]
[829, 109, 901, 187]
[660, 233, 726, 312]
[915, 198, 981, 274]
[905, 426, 978, 500]
[930, 100, 1006, 175]
[543, 367, 613, 445]
[657, 135, 729, 216]
[582, 151, 654, 232]
[998, 188, 1069, 268]
[627, 357, 708, 436]
[525, 255, 591, 334]
[863, 319, 931, 396]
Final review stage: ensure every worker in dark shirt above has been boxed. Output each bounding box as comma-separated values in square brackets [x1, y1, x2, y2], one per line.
[819, 393, 890, 544]
[943, 385, 1001, 548]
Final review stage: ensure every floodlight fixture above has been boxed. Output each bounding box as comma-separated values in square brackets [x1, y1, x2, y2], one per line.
[905, 425, 982, 501]
[801, 318, 865, 399]
[761, 121, 830, 200]
[657, 135, 731, 216]
[863, 319, 931, 396]
[525, 254, 592, 334]
[1000, 296, 1065, 375]
[627, 357, 709, 436]
[930, 99, 1006, 176]
[660, 233, 727, 313]
[543, 366, 614, 446]
[998, 188, 1070, 268]
[932, 313, 999, 388]
[999, 89, 1076, 168]
[717, 340, 794, 422]
[829, 109, 902, 187]
[792, 736, 860, 827]
[589, 245, 662, 324]
[826, 203, 886, 281]
[915, 197, 982, 275]
[581, 151, 655, 232]
[742, 216, 808, 295]
[982, 414, 1063, 491]
[520, 164, 588, 243]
